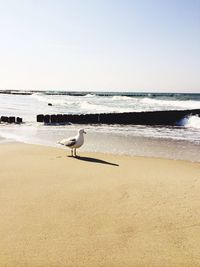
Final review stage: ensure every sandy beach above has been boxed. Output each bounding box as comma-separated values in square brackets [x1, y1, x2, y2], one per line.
[0, 142, 200, 267]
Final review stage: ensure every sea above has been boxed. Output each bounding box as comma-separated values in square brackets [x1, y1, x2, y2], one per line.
[0, 90, 200, 162]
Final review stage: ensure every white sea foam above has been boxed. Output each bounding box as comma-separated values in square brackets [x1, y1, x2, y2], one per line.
[141, 98, 200, 110]
[0, 128, 30, 143]
[84, 93, 96, 98]
[112, 95, 133, 101]
[31, 93, 70, 106]
[80, 101, 133, 113]
[29, 93, 200, 114]
[184, 115, 200, 129]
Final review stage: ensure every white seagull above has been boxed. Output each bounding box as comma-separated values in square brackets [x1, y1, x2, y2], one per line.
[58, 128, 86, 157]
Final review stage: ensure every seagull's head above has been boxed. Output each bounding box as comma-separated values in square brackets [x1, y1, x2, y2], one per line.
[79, 128, 86, 135]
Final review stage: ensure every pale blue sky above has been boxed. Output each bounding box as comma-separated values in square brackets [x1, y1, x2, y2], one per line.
[0, 0, 199, 92]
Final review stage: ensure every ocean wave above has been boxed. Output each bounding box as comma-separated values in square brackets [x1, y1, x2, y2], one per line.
[83, 93, 96, 98]
[31, 93, 75, 106]
[79, 101, 133, 113]
[25, 92, 200, 115]
[182, 115, 200, 129]
[141, 98, 200, 110]
[177, 115, 200, 129]
[31, 93, 51, 103]
[112, 95, 133, 101]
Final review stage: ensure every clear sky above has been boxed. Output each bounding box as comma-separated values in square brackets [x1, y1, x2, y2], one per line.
[0, 0, 199, 92]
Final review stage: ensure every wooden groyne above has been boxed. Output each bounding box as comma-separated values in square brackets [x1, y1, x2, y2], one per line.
[36, 109, 200, 126]
[0, 116, 23, 124]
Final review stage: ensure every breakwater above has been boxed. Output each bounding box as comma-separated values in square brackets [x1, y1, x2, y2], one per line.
[36, 109, 200, 126]
[0, 116, 23, 124]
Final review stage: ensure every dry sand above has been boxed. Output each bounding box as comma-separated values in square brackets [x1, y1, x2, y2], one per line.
[0, 142, 200, 267]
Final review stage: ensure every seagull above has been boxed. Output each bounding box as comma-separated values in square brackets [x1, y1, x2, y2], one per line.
[58, 128, 86, 157]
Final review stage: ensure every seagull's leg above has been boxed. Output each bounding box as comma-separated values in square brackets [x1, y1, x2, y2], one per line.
[71, 149, 73, 157]
[74, 148, 77, 157]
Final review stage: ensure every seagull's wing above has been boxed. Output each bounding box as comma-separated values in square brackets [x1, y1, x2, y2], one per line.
[59, 138, 77, 147]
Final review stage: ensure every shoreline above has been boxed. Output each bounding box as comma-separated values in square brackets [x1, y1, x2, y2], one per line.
[1, 139, 199, 164]
[0, 128, 200, 163]
[1, 138, 200, 164]
[0, 142, 200, 266]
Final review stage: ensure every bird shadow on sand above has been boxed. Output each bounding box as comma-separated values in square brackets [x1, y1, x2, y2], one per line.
[68, 155, 119, 166]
